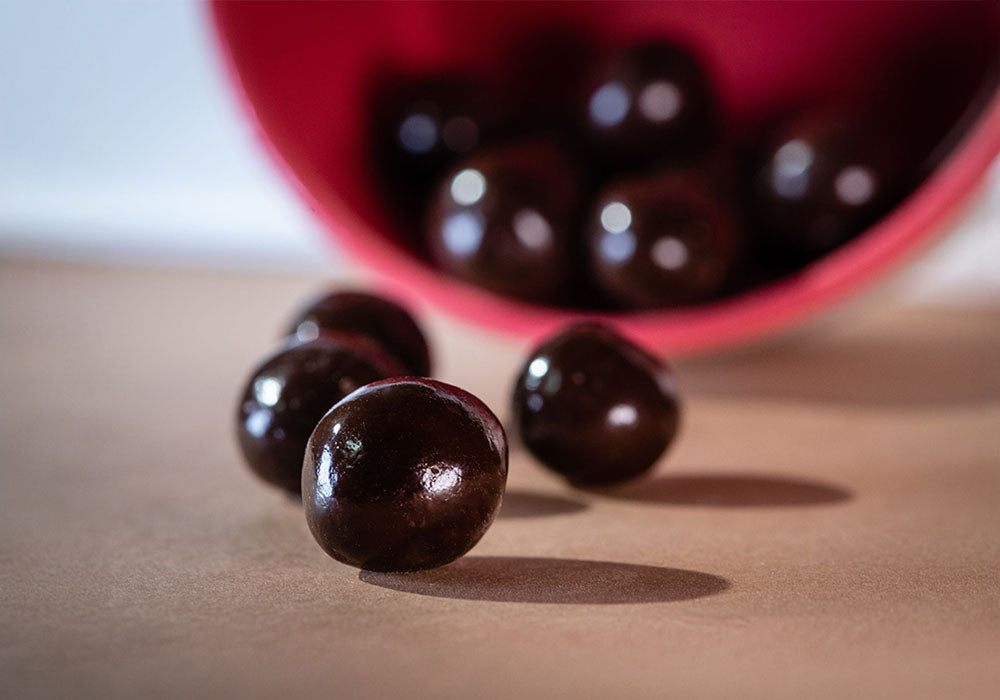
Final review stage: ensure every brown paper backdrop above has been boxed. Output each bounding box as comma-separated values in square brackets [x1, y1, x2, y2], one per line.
[1, 259, 998, 699]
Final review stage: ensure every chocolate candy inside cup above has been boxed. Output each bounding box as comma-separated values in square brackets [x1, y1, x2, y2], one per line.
[748, 112, 905, 266]
[425, 141, 582, 304]
[213, 1, 1000, 351]
[587, 170, 740, 308]
[580, 41, 717, 168]
[369, 75, 501, 221]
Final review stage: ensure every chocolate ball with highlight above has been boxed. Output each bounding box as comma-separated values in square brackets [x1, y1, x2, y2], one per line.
[371, 75, 500, 221]
[581, 41, 717, 168]
[752, 113, 900, 263]
[425, 141, 582, 304]
[236, 334, 404, 495]
[512, 322, 680, 485]
[587, 170, 740, 308]
[287, 291, 431, 377]
[303, 378, 508, 572]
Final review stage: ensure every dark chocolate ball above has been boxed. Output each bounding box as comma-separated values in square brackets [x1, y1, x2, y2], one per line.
[753, 114, 897, 262]
[512, 322, 680, 485]
[581, 42, 716, 167]
[303, 378, 508, 572]
[586, 170, 739, 308]
[286, 291, 431, 377]
[425, 141, 581, 303]
[236, 335, 404, 495]
[371, 76, 497, 218]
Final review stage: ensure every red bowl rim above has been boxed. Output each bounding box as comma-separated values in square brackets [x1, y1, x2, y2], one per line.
[207, 3, 1000, 354]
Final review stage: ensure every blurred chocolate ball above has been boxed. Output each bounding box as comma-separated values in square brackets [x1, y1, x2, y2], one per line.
[371, 75, 500, 219]
[287, 291, 431, 377]
[581, 41, 717, 168]
[586, 169, 739, 308]
[426, 141, 582, 304]
[752, 113, 899, 262]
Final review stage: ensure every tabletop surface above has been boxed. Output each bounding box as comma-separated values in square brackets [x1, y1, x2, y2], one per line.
[1, 259, 998, 699]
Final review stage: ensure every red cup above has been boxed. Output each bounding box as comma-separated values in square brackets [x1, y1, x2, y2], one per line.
[210, 1, 1000, 355]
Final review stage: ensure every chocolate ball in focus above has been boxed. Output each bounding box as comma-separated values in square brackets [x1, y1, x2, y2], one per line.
[512, 322, 680, 485]
[303, 378, 508, 572]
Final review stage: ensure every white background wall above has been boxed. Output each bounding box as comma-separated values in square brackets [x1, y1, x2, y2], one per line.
[1, 0, 998, 305]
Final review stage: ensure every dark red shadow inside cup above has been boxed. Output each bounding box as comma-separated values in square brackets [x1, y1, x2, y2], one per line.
[210, 0, 1000, 354]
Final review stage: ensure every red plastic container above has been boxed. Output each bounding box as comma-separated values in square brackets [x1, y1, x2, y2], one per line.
[210, 1, 1000, 354]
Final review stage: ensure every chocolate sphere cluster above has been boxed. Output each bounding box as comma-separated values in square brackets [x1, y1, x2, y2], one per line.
[236, 291, 683, 572]
[230, 32, 977, 575]
[370, 38, 960, 307]
[237, 292, 431, 497]
[237, 291, 510, 573]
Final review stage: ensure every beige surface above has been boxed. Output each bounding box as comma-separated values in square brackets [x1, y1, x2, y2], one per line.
[1, 259, 998, 699]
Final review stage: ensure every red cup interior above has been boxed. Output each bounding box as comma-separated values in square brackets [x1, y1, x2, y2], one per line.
[210, 0, 1000, 354]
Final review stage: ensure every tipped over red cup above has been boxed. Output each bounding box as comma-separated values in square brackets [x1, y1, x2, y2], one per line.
[210, 0, 1000, 355]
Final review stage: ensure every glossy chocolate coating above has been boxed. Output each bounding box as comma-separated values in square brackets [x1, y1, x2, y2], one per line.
[753, 114, 897, 262]
[303, 378, 508, 572]
[581, 42, 716, 167]
[236, 335, 403, 495]
[371, 76, 497, 218]
[586, 170, 739, 308]
[425, 141, 580, 303]
[512, 322, 680, 485]
[287, 291, 431, 377]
